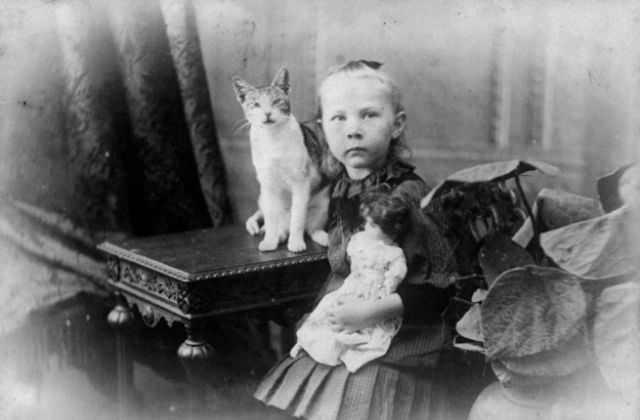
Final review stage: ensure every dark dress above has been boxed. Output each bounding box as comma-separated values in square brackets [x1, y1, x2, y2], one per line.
[254, 160, 456, 420]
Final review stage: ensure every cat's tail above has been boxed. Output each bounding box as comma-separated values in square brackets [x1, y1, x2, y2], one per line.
[306, 185, 330, 247]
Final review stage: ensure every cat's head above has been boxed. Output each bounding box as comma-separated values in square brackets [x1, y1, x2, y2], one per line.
[232, 68, 292, 128]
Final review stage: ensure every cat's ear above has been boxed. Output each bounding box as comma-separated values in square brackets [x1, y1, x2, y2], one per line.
[232, 76, 253, 103]
[271, 68, 290, 94]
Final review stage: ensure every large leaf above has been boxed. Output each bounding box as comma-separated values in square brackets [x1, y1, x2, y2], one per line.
[534, 188, 602, 232]
[482, 265, 587, 360]
[421, 160, 559, 208]
[452, 339, 485, 354]
[490, 334, 591, 386]
[592, 282, 640, 394]
[540, 205, 637, 280]
[478, 233, 534, 287]
[446, 160, 559, 183]
[597, 164, 635, 212]
[497, 332, 590, 378]
[481, 334, 588, 386]
[512, 189, 602, 248]
[490, 361, 551, 386]
[456, 303, 484, 342]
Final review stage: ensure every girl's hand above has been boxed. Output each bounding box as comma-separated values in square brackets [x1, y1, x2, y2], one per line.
[327, 294, 404, 331]
[327, 297, 376, 331]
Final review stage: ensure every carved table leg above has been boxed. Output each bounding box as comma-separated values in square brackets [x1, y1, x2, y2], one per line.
[115, 328, 135, 420]
[180, 356, 208, 419]
[108, 293, 133, 327]
[177, 322, 213, 360]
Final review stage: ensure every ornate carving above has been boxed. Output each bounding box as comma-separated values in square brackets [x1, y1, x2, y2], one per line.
[175, 283, 210, 314]
[178, 322, 213, 360]
[120, 261, 181, 305]
[119, 295, 183, 328]
[108, 252, 327, 320]
[121, 262, 135, 284]
[139, 304, 160, 327]
[177, 338, 213, 360]
[106, 257, 120, 283]
[107, 303, 132, 326]
[180, 262, 327, 314]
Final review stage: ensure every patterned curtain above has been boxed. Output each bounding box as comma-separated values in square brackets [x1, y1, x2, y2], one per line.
[0, 0, 230, 333]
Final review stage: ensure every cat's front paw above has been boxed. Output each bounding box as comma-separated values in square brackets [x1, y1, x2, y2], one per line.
[245, 215, 264, 236]
[258, 238, 279, 252]
[276, 228, 289, 244]
[287, 237, 307, 253]
[310, 230, 329, 247]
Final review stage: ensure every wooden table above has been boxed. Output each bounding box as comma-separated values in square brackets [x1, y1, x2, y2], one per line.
[98, 225, 329, 359]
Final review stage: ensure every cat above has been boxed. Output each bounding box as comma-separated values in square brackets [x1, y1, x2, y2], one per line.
[232, 68, 330, 252]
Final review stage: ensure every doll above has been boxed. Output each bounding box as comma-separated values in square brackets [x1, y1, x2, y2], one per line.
[290, 192, 409, 372]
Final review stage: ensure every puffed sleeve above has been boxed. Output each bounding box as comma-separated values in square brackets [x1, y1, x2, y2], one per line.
[390, 178, 431, 284]
[391, 177, 457, 325]
[392, 178, 456, 288]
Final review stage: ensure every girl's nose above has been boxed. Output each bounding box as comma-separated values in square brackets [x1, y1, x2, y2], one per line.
[346, 122, 363, 139]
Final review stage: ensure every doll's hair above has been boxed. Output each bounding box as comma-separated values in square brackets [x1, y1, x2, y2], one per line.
[317, 59, 411, 167]
[359, 191, 411, 242]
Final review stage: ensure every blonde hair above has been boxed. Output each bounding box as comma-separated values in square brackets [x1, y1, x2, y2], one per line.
[319, 60, 404, 114]
[317, 60, 411, 167]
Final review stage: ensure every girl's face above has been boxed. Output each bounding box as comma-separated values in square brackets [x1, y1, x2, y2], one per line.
[321, 75, 406, 180]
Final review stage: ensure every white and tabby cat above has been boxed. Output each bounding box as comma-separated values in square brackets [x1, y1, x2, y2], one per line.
[232, 68, 329, 252]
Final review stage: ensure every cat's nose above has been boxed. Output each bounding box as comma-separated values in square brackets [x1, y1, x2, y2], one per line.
[265, 112, 272, 118]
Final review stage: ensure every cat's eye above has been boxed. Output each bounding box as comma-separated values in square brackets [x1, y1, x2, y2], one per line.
[251, 102, 261, 108]
[272, 99, 283, 105]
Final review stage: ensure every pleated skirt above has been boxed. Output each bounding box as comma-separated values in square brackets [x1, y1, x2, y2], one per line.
[254, 323, 451, 420]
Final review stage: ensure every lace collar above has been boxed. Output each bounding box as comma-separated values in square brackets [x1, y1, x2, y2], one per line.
[331, 159, 415, 199]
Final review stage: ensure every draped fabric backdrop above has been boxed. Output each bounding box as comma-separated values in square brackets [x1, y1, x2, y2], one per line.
[0, 0, 230, 333]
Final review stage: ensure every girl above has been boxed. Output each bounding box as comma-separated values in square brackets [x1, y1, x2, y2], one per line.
[291, 191, 410, 373]
[254, 60, 456, 420]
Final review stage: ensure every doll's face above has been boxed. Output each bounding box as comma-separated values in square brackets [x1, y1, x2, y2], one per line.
[320, 75, 405, 180]
[363, 217, 388, 242]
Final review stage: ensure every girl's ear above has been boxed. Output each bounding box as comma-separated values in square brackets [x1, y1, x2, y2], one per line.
[272, 68, 290, 94]
[391, 110, 407, 139]
[232, 76, 253, 103]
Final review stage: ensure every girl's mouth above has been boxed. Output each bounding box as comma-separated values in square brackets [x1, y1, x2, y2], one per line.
[346, 147, 367, 154]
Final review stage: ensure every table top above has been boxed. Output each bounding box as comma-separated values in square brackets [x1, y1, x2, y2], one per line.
[98, 224, 328, 282]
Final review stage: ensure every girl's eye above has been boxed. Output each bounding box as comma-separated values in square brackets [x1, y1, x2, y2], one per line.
[363, 111, 378, 119]
[330, 114, 345, 122]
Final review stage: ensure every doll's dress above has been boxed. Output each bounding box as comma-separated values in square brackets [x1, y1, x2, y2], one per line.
[291, 230, 407, 372]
